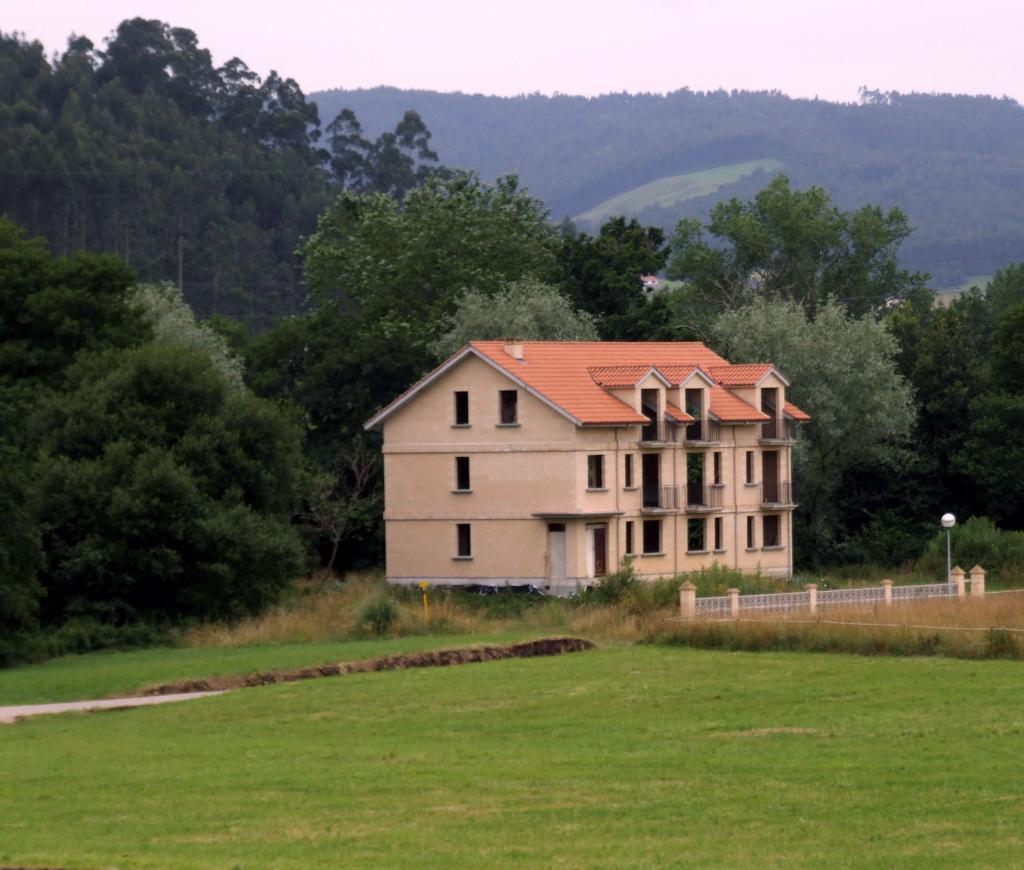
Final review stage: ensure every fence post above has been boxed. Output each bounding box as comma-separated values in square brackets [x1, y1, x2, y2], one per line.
[969, 565, 986, 596]
[727, 588, 740, 619]
[951, 565, 966, 598]
[881, 579, 893, 606]
[804, 583, 818, 614]
[679, 581, 697, 619]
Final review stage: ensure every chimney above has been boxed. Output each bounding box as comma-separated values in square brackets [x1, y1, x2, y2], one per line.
[504, 338, 524, 360]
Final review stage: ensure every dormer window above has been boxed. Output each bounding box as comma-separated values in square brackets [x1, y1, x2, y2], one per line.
[640, 388, 659, 441]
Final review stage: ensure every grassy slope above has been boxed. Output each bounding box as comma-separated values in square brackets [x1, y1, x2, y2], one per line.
[0, 632, 539, 705]
[576, 158, 782, 224]
[2, 645, 1023, 868]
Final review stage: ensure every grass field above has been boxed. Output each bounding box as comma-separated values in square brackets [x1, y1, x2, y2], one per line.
[3, 643, 1024, 868]
[576, 158, 782, 225]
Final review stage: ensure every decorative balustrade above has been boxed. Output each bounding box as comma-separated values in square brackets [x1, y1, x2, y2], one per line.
[683, 418, 721, 444]
[685, 482, 723, 511]
[639, 419, 679, 444]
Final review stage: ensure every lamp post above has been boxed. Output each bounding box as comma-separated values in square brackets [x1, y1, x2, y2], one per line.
[941, 513, 956, 585]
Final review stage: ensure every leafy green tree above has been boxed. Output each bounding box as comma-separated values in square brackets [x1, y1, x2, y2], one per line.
[558, 217, 667, 337]
[32, 344, 305, 623]
[667, 175, 928, 324]
[133, 282, 244, 389]
[713, 298, 915, 562]
[430, 278, 598, 359]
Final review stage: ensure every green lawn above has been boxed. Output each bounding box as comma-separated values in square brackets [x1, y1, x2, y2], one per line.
[2, 645, 1023, 868]
[576, 158, 782, 225]
[0, 632, 538, 704]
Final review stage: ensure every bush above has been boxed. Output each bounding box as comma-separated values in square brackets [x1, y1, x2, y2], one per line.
[357, 596, 398, 637]
[573, 563, 639, 606]
[917, 516, 1024, 586]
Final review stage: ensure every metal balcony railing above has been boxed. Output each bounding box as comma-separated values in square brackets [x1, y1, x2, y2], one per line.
[639, 419, 679, 444]
[759, 417, 797, 442]
[642, 484, 680, 511]
[683, 418, 721, 444]
[685, 483, 723, 511]
[760, 480, 794, 506]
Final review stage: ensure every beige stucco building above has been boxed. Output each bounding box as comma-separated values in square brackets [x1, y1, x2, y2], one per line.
[365, 340, 809, 593]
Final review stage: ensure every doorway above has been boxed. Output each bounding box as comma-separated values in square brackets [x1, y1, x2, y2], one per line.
[547, 523, 566, 585]
[642, 454, 660, 508]
[763, 450, 779, 502]
[586, 523, 608, 578]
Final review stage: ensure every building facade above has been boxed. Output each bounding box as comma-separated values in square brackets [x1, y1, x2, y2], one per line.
[365, 340, 809, 593]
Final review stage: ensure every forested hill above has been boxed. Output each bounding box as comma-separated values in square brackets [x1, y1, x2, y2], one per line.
[312, 87, 1024, 287]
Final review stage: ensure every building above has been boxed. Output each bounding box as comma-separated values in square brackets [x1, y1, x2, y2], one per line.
[364, 340, 809, 593]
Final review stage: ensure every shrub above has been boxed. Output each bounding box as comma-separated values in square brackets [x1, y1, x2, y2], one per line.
[917, 516, 1024, 586]
[357, 596, 399, 637]
[573, 563, 639, 606]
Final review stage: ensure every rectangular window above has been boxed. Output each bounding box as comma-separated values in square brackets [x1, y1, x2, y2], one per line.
[745, 450, 755, 484]
[687, 518, 705, 553]
[642, 519, 662, 554]
[714, 516, 723, 551]
[499, 390, 518, 424]
[713, 451, 722, 485]
[624, 454, 634, 488]
[625, 521, 634, 555]
[455, 456, 470, 491]
[587, 454, 605, 489]
[746, 516, 756, 549]
[763, 515, 781, 548]
[456, 523, 472, 558]
[454, 390, 469, 425]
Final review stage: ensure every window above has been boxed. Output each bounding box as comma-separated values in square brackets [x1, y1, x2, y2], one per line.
[455, 456, 470, 491]
[456, 523, 472, 558]
[746, 516, 756, 549]
[714, 517, 724, 551]
[499, 390, 518, 424]
[713, 451, 722, 485]
[687, 518, 706, 552]
[587, 454, 605, 489]
[624, 454, 634, 488]
[763, 515, 781, 548]
[642, 519, 662, 554]
[625, 521, 634, 555]
[745, 450, 755, 484]
[454, 390, 469, 425]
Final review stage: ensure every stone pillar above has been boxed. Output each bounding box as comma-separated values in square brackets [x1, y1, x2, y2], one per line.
[727, 588, 740, 619]
[679, 581, 697, 619]
[969, 565, 986, 597]
[881, 579, 893, 606]
[804, 583, 818, 614]
[951, 565, 966, 598]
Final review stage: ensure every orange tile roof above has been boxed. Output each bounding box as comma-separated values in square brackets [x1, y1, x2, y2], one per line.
[708, 364, 775, 386]
[472, 341, 729, 426]
[709, 385, 770, 422]
[587, 365, 662, 388]
[784, 400, 811, 421]
[664, 401, 695, 423]
[653, 364, 704, 384]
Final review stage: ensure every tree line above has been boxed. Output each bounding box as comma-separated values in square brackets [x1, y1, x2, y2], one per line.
[1, 19, 1023, 665]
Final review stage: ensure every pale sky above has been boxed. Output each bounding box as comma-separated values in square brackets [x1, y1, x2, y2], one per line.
[5, 0, 1022, 103]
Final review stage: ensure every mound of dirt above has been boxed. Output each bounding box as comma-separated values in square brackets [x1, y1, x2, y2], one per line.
[139, 637, 594, 696]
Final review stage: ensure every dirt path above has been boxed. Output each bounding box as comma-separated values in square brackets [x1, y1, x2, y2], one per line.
[1, 637, 594, 726]
[0, 691, 225, 725]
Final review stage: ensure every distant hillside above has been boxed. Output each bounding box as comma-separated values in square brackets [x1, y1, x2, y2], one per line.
[310, 87, 1024, 287]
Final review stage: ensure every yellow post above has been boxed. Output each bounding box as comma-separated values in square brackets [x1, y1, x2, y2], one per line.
[418, 580, 430, 624]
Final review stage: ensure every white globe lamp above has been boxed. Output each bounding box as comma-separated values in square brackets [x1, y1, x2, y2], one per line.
[941, 513, 956, 584]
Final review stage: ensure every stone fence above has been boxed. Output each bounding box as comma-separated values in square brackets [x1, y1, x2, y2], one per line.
[679, 564, 987, 619]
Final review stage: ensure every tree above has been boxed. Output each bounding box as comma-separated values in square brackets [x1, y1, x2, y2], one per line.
[558, 217, 668, 337]
[133, 282, 244, 389]
[713, 299, 915, 563]
[31, 344, 305, 624]
[666, 175, 928, 324]
[302, 446, 381, 573]
[429, 278, 598, 359]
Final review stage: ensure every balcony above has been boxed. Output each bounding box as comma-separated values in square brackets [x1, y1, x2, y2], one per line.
[642, 484, 680, 512]
[759, 417, 797, 443]
[761, 480, 794, 507]
[682, 418, 721, 445]
[639, 419, 679, 445]
[685, 483, 723, 512]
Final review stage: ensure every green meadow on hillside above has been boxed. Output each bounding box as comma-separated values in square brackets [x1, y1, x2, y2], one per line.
[575, 158, 782, 225]
[2, 643, 1023, 868]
